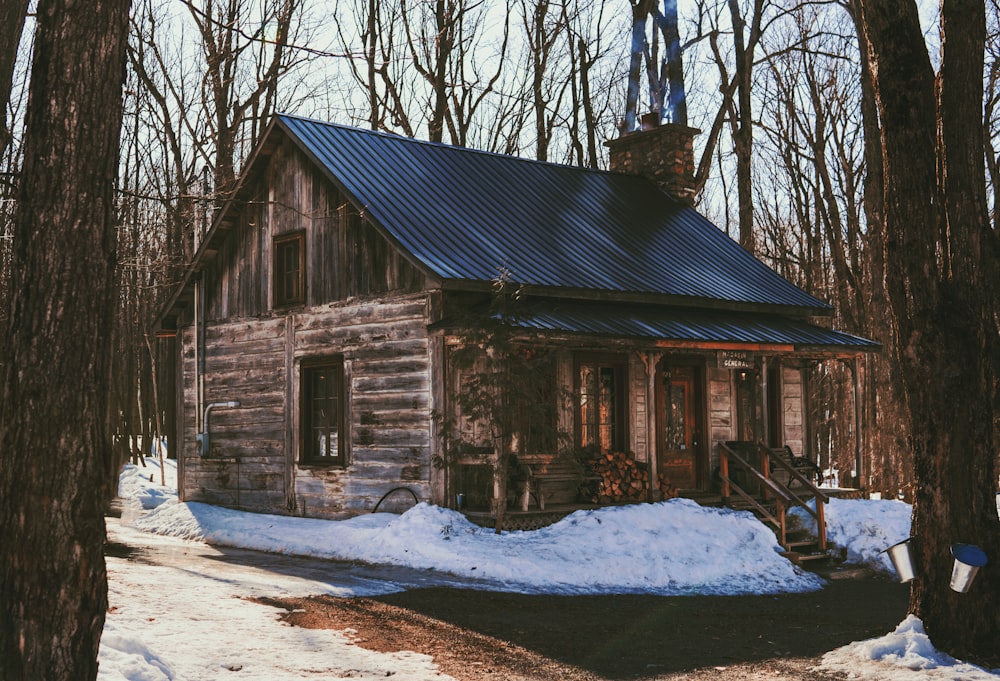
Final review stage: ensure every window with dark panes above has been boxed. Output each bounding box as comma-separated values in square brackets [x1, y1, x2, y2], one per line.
[517, 351, 558, 454]
[301, 357, 345, 466]
[577, 357, 626, 452]
[274, 231, 305, 307]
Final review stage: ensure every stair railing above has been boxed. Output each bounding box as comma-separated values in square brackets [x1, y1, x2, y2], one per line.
[718, 441, 793, 547]
[718, 441, 829, 551]
[762, 444, 829, 550]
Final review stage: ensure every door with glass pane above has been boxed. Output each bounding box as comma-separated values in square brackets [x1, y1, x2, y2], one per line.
[657, 365, 702, 490]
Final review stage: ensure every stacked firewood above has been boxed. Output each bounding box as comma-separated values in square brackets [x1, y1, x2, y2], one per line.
[657, 473, 680, 500]
[589, 451, 648, 503]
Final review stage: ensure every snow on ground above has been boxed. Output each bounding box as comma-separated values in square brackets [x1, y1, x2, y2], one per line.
[791, 496, 914, 575]
[103, 458, 1000, 680]
[131, 496, 825, 596]
[821, 615, 1000, 681]
[101, 541, 454, 681]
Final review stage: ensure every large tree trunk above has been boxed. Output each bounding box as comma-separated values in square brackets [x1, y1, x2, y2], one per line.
[0, 0, 130, 678]
[857, 0, 1000, 665]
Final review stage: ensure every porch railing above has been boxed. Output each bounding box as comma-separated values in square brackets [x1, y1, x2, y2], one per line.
[717, 441, 829, 551]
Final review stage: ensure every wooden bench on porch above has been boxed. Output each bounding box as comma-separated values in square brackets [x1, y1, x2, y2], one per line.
[516, 454, 600, 511]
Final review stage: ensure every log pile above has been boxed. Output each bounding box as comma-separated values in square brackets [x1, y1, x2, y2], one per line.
[657, 472, 680, 500]
[589, 451, 648, 503]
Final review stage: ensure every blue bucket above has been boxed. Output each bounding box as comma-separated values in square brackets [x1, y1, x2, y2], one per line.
[950, 543, 988, 593]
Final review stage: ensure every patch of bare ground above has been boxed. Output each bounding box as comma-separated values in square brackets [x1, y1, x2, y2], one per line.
[258, 576, 909, 680]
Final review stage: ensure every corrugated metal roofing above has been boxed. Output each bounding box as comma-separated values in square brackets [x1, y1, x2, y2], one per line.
[276, 114, 831, 313]
[496, 303, 880, 350]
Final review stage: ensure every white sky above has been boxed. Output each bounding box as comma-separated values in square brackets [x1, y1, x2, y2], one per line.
[102, 458, 1000, 680]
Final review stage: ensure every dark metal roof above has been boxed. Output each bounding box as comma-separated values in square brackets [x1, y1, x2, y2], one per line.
[503, 303, 880, 351]
[276, 114, 831, 314]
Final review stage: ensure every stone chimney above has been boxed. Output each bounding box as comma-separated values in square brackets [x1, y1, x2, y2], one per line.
[607, 117, 700, 206]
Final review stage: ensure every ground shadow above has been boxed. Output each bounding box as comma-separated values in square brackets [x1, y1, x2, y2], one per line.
[361, 579, 910, 678]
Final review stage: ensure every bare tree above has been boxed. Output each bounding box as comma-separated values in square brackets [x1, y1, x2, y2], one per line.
[519, 0, 569, 160]
[984, 0, 1000, 232]
[0, 0, 30, 162]
[0, 3, 32, 338]
[0, 0, 131, 678]
[624, 0, 689, 129]
[181, 0, 310, 196]
[715, 0, 765, 252]
[332, 0, 419, 135]
[563, 0, 616, 167]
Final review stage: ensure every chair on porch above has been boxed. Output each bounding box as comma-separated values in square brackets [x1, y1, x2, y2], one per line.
[769, 445, 822, 488]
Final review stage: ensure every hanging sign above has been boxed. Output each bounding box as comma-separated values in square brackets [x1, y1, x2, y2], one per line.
[717, 350, 755, 370]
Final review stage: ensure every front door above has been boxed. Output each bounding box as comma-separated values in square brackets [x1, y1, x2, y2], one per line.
[657, 365, 703, 490]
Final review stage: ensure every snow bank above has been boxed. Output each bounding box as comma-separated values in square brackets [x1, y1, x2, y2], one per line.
[791, 496, 912, 573]
[98, 619, 174, 681]
[819, 615, 1000, 680]
[133, 498, 823, 595]
[118, 460, 177, 510]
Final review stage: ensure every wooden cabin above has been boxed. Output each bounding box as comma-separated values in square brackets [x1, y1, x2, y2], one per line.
[156, 114, 878, 522]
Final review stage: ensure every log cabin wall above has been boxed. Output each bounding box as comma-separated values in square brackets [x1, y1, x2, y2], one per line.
[291, 294, 433, 518]
[178, 133, 436, 518]
[708, 366, 736, 473]
[179, 317, 288, 511]
[178, 293, 434, 517]
[780, 366, 805, 456]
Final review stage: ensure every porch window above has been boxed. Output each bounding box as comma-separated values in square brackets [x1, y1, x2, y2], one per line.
[576, 357, 626, 452]
[300, 357, 346, 466]
[274, 231, 305, 307]
[516, 354, 558, 454]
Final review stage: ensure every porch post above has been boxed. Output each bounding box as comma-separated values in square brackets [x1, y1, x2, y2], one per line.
[852, 356, 865, 490]
[760, 356, 769, 446]
[642, 351, 661, 500]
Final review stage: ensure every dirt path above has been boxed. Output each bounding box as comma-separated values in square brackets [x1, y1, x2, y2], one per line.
[262, 577, 910, 680]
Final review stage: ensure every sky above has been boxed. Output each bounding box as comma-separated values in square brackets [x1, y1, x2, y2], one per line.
[101, 456, 1000, 680]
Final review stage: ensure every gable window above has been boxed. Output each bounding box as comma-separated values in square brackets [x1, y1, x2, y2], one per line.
[300, 357, 346, 466]
[274, 231, 305, 307]
[576, 357, 626, 452]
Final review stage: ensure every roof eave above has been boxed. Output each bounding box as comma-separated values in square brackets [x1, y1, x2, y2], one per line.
[438, 278, 833, 318]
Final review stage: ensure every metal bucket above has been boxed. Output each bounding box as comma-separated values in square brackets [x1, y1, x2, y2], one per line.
[950, 543, 988, 593]
[883, 538, 916, 583]
[455, 493, 465, 511]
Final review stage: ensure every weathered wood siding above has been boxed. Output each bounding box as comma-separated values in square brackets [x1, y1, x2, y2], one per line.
[204, 137, 425, 322]
[179, 293, 434, 518]
[292, 295, 433, 517]
[628, 354, 650, 464]
[707, 367, 735, 471]
[178, 132, 435, 518]
[179, 317, 288, 512]
[780, 366, 805, 456]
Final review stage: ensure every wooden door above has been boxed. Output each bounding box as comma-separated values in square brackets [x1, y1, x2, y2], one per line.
[657, 365, 702, 490]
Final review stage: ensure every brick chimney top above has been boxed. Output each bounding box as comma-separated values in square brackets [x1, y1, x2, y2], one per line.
[607, 120, 700, 205]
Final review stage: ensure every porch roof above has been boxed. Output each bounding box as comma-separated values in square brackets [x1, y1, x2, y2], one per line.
[438, 302, 880, 354]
